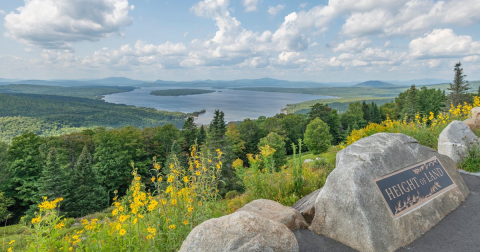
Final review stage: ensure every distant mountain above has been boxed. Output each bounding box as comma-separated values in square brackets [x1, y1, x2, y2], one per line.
[388, 78, 450, 86]
[8, 77, 148, 87]
[144, 77, 330, 88]
[353, 81, 399, 88]
[83, 77, 146, 86]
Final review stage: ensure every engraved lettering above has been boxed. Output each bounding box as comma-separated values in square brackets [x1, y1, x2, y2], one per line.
[406, 178, 416, 190]
[385, 188, 396, 200]
[401, 182, 410, 192]
[392, 186, 401, 197]
[411, 177, 420, 188]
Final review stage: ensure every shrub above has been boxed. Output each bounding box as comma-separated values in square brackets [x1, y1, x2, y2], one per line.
[304, 118, 333, 154]
[458, 137, 480, 173]
[258, 132, 287, 169]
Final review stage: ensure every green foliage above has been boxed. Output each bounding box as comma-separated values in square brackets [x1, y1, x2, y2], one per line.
[277, 114, 308, 154]
[0, 84, 134, 99]
[195, 125, 207, 146]
[448, 62, 471, 106]
[0, 93, 186, 142]
[181, 117, 197, 151]
[395, 85, 447, 120]
[4, 132, 43, 221]
[226, 123, 246, 159]
[258, 132, 287, 169]
[64, 146, 108, 217]
[0, 141, 8, 187]
[458, 138, 480, 173]
[38, 148, 65, 201]
[340, 101, 367, 131]
[150, 89, 215, 96]
[0, 192, 14, 222]
[304, 118, 333, 154]
[308, 103, 343, 144]
[237, 118, 266, 158]
[208, 110, 227, 148]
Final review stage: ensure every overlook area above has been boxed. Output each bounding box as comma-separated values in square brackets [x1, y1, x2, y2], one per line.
[1, 0, 480, 251]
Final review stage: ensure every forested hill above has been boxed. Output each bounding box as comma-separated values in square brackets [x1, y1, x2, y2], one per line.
[0, 84, 135, 100]
[0, 93, 186, 142]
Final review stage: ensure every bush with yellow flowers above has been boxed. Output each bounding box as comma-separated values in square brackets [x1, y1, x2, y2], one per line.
[343, 96, 480, 149]
[228, 142, 329, 212]
[21, 145, 224, 251]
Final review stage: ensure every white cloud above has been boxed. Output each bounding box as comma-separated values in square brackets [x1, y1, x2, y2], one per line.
[4, 0, 134, 50]
[341, 0, 480, 37]
[184, 32, 189, 38]
[268, 5, 285, 17]
[0, 10, 5, 15]
[409, 29, 480, 59]
[299, 3, 307, 9]
[332, 38, 371, 53]
[242, 0, 258, 12]
[24, 48, 33, 53]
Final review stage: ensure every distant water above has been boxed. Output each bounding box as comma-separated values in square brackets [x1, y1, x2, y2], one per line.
[104, 87, 335, 124]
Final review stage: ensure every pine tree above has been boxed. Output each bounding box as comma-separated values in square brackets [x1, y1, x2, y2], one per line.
[64, 146, 108, 217]
[448, 62, 470, 106]
[38, 148, 65, 201]
[401, 85, 419, 119]
[196, 125, 207, 145]
[181, 117, 197, 151]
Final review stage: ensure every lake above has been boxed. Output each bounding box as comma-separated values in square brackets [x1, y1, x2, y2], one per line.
[104, 87, 335, 124]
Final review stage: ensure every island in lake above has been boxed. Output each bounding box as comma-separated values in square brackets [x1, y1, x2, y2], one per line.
[150, 89, 215, 96]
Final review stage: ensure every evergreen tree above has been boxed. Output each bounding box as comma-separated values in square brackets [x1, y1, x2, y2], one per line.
[181, 117, 197, 151]
[38, 148, 65, 201]
[64, 146, 108, 217]
[448, 62, 470, 106]
[196, 125, 207, 145]
[3, 131, 43, 221]
[207, 110, 227, 149]
[401, 85, 419, 119]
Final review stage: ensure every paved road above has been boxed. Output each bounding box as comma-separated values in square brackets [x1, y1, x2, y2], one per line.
[294, 173, 480, 252]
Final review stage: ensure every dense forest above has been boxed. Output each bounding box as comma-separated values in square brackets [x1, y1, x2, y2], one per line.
[0, 93, 186, 142]
[0, 84, 135, 100]
[150, 89, 215, 96]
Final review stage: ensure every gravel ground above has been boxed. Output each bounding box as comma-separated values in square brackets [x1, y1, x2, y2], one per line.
[294, 173, 480, 252]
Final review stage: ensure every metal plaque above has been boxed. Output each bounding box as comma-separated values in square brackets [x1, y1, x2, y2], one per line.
[374, 156, 456, 218]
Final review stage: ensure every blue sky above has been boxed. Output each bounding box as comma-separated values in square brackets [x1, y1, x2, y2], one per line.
[0, 0, 479, 82]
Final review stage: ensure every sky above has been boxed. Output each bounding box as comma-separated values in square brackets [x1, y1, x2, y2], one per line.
[0, 0, 479, 82]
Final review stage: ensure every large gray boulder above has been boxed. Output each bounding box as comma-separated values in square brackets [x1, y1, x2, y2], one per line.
[292, 189, 321, 225]
[179, 211, 299, 252]
[438, 120, 479, 163]
[309, 133, 469, 252]
[236, 199, 308, 230]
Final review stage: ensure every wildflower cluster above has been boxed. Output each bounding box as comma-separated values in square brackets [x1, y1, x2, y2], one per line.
[21, 145, 223, 251]
[25, 197, 67, 251]
[344, 97, 479, 149]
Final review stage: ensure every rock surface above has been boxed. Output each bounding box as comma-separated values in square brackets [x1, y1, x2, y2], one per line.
[438, 120, 479, 163]
[179, 211, 299, 252]
[292, 189, 321, 225]
[472, 107, 480, 120]
[309, 133, 469, 252]
[303, 159, 313, 163]
[464, 118, 478, 131]
[237, 199, 308, 230]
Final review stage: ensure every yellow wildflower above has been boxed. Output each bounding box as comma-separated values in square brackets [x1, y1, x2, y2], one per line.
[119, 229, 127, 236]
[168, 224, 176, 230]
[183, 176, 189, 183]
[112, 209, 118, 216]
[8, 240, 15, 245]
[183, 220, 189, 225]
[31, 217, 41, 224]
